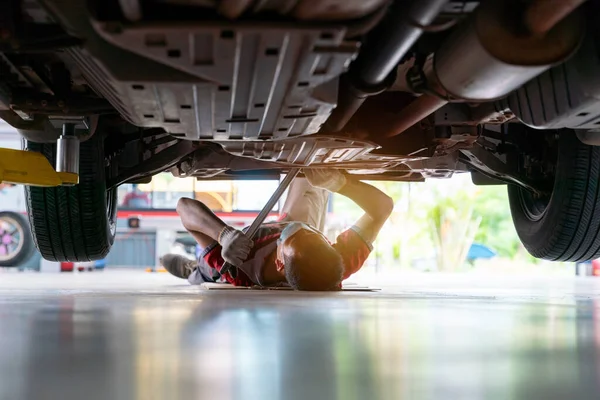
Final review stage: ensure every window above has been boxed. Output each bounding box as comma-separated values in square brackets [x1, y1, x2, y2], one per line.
[118, 174, 281, 212]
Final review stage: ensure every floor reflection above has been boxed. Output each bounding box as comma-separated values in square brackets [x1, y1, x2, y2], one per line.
[177, 297, 375, 400]
[23, 298, 116, 400]
[2, 291, 600, 399]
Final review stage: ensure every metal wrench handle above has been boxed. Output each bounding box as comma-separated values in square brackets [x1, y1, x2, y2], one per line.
[221, 168, 301, 278]
[245, 168, 301, 238]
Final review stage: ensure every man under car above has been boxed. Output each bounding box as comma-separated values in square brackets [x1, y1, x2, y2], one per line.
[160, 169, 393, 290]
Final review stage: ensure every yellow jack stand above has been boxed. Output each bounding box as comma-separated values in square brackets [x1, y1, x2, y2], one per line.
[0, 148, 79, 187]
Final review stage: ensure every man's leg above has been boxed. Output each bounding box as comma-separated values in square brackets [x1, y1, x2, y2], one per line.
[187, 257, 222, 284]
[162, 198, 220, 282]
[176, 198, 219, 249]
[280, 178, 329, 230]
[160, 253, 197, 280]
[187, 221, 224, 284]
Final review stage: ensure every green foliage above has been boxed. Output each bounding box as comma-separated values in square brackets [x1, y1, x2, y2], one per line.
[426, 184, 481, 271]
[469, 186, 521, 258]
[330, 174, 526, 268]
[391, 242, 401, 260]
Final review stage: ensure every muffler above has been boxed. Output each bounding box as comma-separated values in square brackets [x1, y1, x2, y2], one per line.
[381, 0, 585, 138]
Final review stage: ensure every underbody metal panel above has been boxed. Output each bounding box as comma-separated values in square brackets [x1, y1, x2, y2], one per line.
[172, 135, 461, 181]
[172, 135, 408, 178]
[153, 0, 389, 21]
[89, 21, 358, 140]
[212, 136, 401, 167]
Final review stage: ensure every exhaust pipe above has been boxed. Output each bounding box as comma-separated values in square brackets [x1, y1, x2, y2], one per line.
[524, 0, 588, 36]
[380, 0, 585, 138]
[323, 0, 450, 132]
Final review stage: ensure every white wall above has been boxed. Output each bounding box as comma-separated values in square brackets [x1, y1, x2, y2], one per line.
[0, 122, 26, 212]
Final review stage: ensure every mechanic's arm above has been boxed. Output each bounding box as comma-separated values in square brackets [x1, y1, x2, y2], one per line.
[337, 179, 394, 244]
[303, 170, 394, 244]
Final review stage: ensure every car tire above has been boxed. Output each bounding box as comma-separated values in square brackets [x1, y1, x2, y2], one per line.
[508, 130, 600, 262]
[0, 211, 35, 267]
[24, 134, 117, 262]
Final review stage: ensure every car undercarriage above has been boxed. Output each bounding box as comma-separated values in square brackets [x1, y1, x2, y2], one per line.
[2, 0, 600, 263]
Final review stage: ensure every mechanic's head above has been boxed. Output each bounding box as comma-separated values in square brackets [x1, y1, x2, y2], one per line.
[275, 222, 343, 291]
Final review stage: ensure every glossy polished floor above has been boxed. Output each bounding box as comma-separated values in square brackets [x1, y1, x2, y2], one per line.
[1, 270, 600, 400]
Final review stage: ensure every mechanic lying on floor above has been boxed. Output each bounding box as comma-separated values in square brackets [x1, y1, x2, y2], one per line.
[161, 169, 393, 290]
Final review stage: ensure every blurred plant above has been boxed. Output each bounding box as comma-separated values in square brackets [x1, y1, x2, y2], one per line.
[331, 175, 528, 271]
[427, 188, 481, 271]
[391, 242, 401, 261]
[470, 185, 521, 258]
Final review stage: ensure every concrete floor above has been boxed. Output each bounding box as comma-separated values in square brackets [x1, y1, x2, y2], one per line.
[1, 270, 600, 400]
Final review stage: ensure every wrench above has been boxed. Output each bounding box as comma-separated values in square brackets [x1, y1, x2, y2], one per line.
[221, 168, 301, 278]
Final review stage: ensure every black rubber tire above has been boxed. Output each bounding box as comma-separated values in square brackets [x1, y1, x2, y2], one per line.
[0, 211, 35, 267]
[24, 134, 117, 262]
[509, 131, 600, 262]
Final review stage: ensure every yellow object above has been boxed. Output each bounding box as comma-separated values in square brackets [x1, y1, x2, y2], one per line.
[0, 148, 78, 186]
[145, 267, 167, 273]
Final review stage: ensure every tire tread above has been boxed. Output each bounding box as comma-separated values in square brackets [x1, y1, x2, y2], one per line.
[24, 136, 116, 262]
[510, 132, 600, 262]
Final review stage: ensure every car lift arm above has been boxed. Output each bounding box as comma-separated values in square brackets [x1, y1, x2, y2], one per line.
[0, 123, 80, 187]
[0, 147, 78, 186]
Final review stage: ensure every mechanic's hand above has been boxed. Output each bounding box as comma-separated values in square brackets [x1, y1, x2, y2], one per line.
[303, 169, 347, 193]
[218, 226, 253, 267]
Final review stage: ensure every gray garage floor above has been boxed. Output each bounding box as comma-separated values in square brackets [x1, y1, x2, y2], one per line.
[1, 270, 599, 400]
